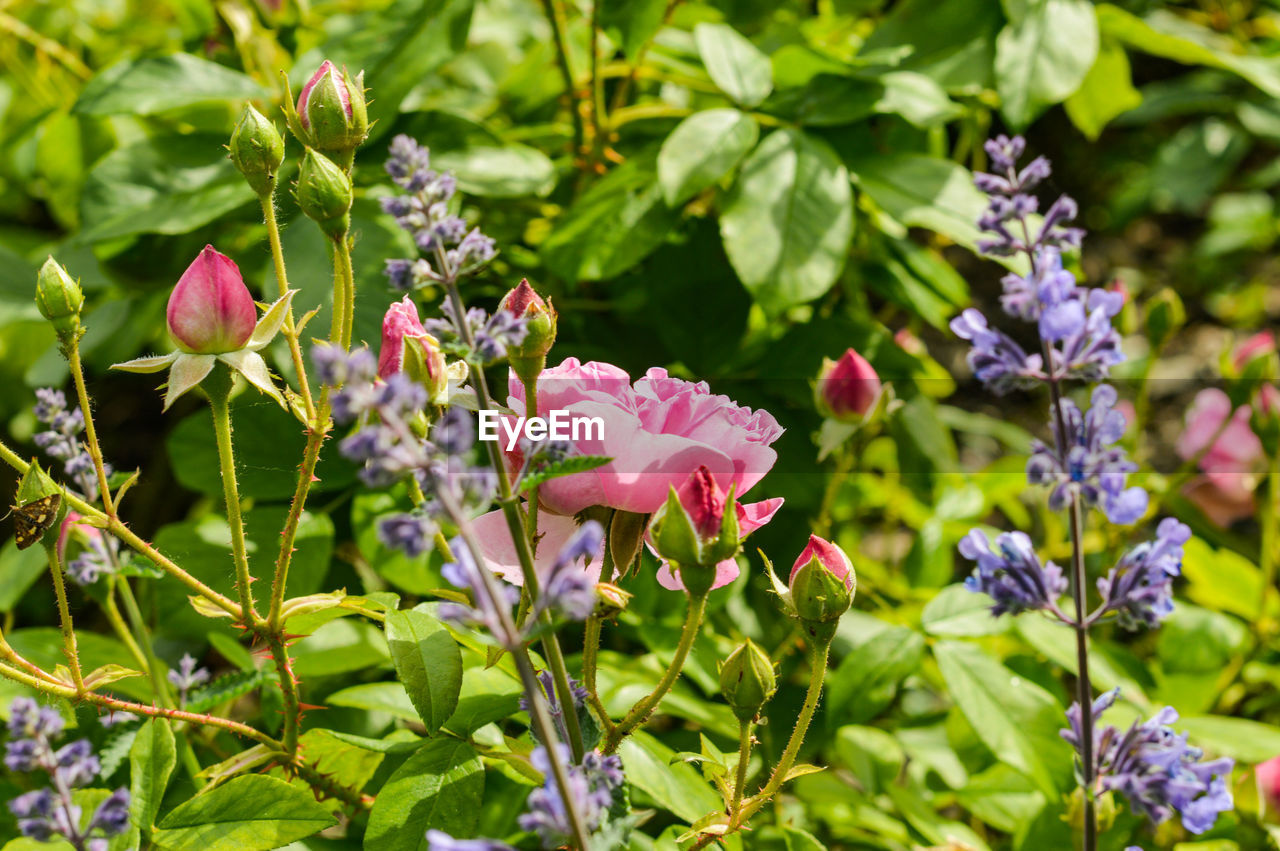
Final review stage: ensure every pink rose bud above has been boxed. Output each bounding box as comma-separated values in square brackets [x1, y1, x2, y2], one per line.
[1234, 331, 1277, 372]
[166, 246, 257, 354]
[789, 534, 854, 590]
[499, 279, 558, 385]
[816, 348, 881, 422]
[498, 278, 547, 318]
[56, 511, 100, 563]
[298, 60, 350, 129]
[378, 296, 430, 379]
[678, 466, 726, 539]
[1257, 755, 1280, 815]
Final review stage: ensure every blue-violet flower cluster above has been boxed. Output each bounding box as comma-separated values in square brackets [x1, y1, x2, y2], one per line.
[958, 529, 1066, 616]
[33, 389, 109, 503]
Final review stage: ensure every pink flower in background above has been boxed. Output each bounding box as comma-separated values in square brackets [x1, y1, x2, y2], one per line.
[506, 358, 783, 516]
[476, 358, 785, 588]
[166, 246, 257, 354]
[1177, 388, 1264, 526]
[1257, 755, 1280, 816]
[815, 348, 881, 421]
[1233, 330, 1276, 371]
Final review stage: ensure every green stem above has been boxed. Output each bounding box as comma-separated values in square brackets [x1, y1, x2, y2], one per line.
[582, 615, 611, 730]
[261, 194, 315, 421]
[102, 582, 148, 674]
[731, 718, 753, 815]
[603, 590, 707, 753]
[270, 393, 331, 629]
[524, 382, 540, 546]
[66, 343, 115, 515]
[815, 445, 855, 539]
[206, 366, 258, 625]
[46, 545, 82, 692]
[538, 0, 584, 156]
[1262, 448, 1280, 589]
[329, 242, 347, 347]
[334, 236, 356, 349]
[269, 633, 302, 757]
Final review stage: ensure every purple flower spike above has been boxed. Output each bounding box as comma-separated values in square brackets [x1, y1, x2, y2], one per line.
[958, 529, 1067, 616]
[1096, 518, 1190, 630]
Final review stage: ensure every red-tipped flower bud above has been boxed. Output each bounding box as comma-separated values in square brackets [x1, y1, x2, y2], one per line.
[166, 246, 257, 354]
[787, 534, 855, 631]
[294, 60, 368, 155]
[379, 296, 449, 403]
[816, 348, 881, 422]
[649, 466, 740, 595]
[500, 279, 558, 386]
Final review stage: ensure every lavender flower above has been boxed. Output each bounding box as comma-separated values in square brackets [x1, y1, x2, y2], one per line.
[167, 654, 210, 706]
[1063, 690, 1234, 834]
[958, 529, 1067, 616]
[533, 521, 604, 623]
[518, 743, 623, 848]
[950, 308, 1046, 394]
[64, 525, 121, 587]
[378, 512, 438, 557]
[1026, 385, 1148, 525]
[32, 389, 109, 502]
[438, 536, 523, 649]
[520, 671, 589, 747]
[381, 135, 497, 288]
[4, 698, 129, 851]
[1095, 518, 1190, 630]
[423, 301, 528, 365]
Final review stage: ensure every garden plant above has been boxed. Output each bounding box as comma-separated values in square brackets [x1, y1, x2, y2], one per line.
[1, 0, 1280, 850]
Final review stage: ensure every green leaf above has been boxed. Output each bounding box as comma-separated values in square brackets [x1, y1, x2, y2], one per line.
[74, 54, 266, 115]
[6, 629, 150, 701]
[153, 775, 336, 851]
[921, 585, 1012, 637]
[995, 0, 1099, 129]
[129, 720, 176, 834]
[657, 109, 759, 205]
[848, 153, 987, 252]
[518, 455, 612, 493]
[385, 608, 463, 734]
[933, 641, 1068, 795]
[1064, 39, 1142, 140]
[619, 731, 723, 823]
[79, 135, 256, 242]
[291, 619, 391, 678]
[0, 541, 49, 612]
[540, 150, 677, 281]
[167, 396, 357, 501]
[599, 0, 668, 59]
[329, 682, 420, 722]
[1176, 716, 1280, 763]
[826, 627, 924, 724]
[365, 739, 484, 850]
[432, 145, 555, 198]
[720, 128, 852, 312]
[858, 0, 1002, 92]
[694, 23, 773, 108]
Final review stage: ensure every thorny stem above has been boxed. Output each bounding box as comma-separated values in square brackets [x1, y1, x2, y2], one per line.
[46, 544, 83, 692]
[442, 277, 587, 764]
[730, 718, 753, 815]
[691, 635, 832, 850]
[440, 491, 593, 851]
[603, 590, 707, 753]
[66, 343, 115, 516]
[261, 194, 315, 421]
[206, 366, 258, 624]
[0, 437, 244, 618]
[270, 392, 333, 629]
[268, 632, 302, 757]
[582, 614, 612, 733]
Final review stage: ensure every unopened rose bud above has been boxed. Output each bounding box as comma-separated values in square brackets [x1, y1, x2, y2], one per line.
[293, 60, 368, 156]
[649, 467, 741, 594]
[816, 348, 881, 422]
[500, 279, 558, 386]
[719, 639, 776, 721]
[167, 246, 257, 354]
[296, 148, 352, 238]
[1144, 288, 1185, 351]
[35, 257, 84, 343]
[378, 296, 449, 403]
[787, 534, 855, 633]
[594, 582, 632, 618]
[229, 104, 285, 196]
[1253, 383, 1280, 457]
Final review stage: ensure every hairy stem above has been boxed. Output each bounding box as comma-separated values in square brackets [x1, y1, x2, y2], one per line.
[261, 194, 315, 421]
[270, 393, 332, 629]
[582, 614, 612, 732]
[206, 366, 258, 625]
[334, 236, 356, 349]
[46, 545, 83, 692]
[730, 718, 753, 815]
[268, 632, 302, 757]
[603, 590, 707, 753]
[66, 343, 115, 515]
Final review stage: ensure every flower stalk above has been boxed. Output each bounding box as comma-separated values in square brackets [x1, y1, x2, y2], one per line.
[205, 363, 258, 624]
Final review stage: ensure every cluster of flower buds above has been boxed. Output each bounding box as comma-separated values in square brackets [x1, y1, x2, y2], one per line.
[5, 698, 130, 850]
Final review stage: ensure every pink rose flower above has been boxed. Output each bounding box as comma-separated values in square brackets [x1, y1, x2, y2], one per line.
[166, 246, 257, 354]
[1176, 388, 1265, 526]
[506, 358, 783, 516]
[475, 358, 785, 590]
[378, 296, 429, 379]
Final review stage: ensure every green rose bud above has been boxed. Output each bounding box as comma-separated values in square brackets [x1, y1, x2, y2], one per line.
[768, 535, 855, 641]
[35, 257, 84, 342]
[296, 148, 352, 239]
[290, 60, 369, 157]
[229, 104, 285, 196]
[719, 639, 777, 721]
[499, 279, 558, 387]
[1144, 287, 1185, 352]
